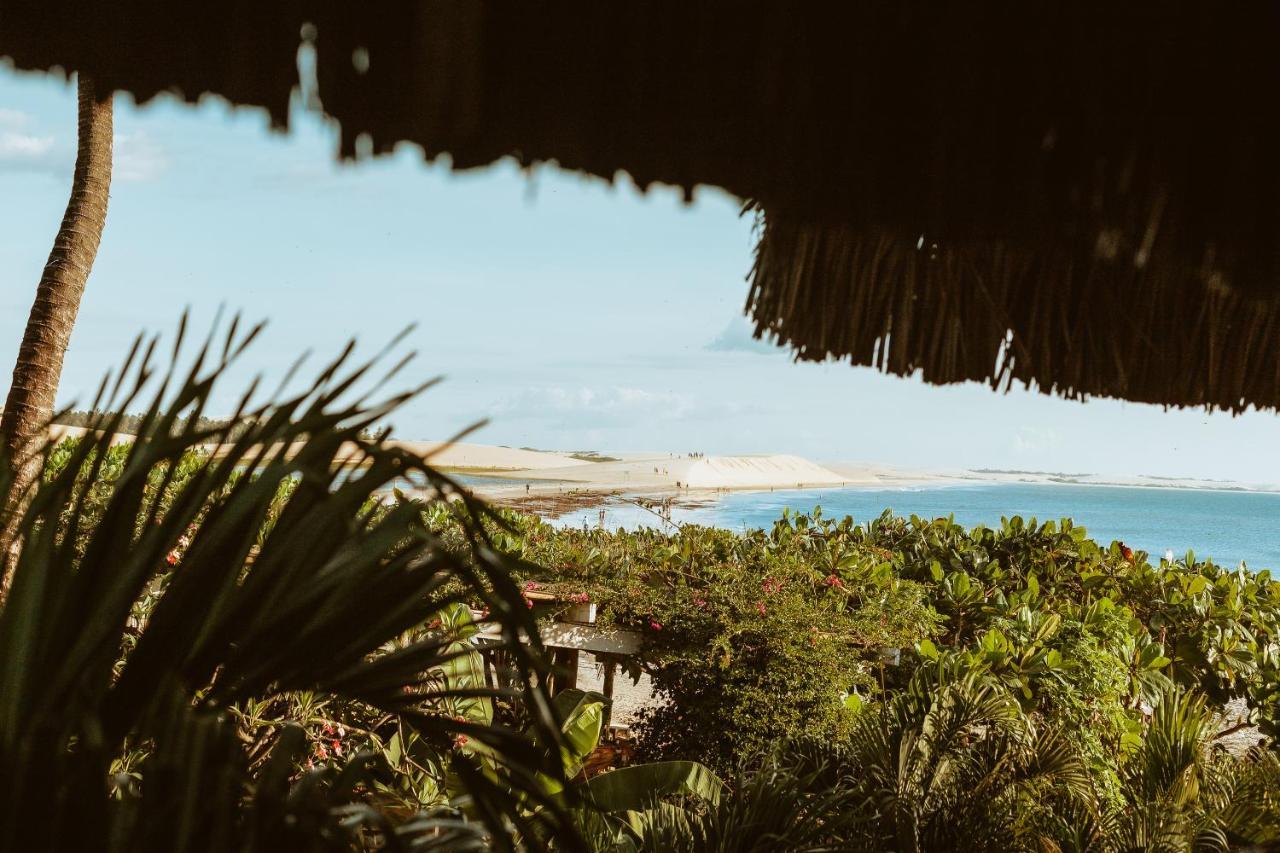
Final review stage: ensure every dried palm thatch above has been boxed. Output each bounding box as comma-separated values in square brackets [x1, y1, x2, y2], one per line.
[747, 218, 1280, 412]
[2, 1, 1278, 409]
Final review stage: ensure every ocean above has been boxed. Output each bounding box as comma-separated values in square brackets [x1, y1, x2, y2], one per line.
[555, 483, 1280, 570]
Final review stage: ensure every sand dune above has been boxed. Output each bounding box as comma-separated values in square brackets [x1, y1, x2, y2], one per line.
[41, 427, 590, 473]
[499, 453, 847, 491]
[683, 455, 846, 488]
[225, 440, 594, 471]
[47, 424, 136, 446]
[384, 441, 593, 471]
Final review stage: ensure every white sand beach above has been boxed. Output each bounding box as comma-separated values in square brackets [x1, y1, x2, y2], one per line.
[47, 424, 136, 446]
[491, 452, 849, 491]
[41, 426, 1280, 496]
[383, 441, 595, 471]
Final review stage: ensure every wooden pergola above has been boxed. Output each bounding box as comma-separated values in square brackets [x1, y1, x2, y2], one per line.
[474, 593, 642, 733]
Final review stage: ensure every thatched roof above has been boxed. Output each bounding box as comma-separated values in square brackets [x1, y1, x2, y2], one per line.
[3, 2, 1279, 411]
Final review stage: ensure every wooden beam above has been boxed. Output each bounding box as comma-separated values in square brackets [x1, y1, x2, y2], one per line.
[476, 620, 642, 655]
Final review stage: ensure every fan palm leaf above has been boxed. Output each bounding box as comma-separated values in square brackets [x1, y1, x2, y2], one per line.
[0, 318, 578, 851]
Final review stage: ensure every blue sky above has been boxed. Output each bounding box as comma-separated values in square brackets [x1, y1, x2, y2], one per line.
[3, 66, 1279, 482]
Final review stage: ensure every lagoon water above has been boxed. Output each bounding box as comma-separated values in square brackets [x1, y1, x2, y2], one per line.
[557, 483, 1280, 570]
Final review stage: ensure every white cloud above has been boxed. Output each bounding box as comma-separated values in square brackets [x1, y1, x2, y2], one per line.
[113, 131, 168, 182]
[1012, 426, 1062, 454]
[0, 132, 53, 157]
[0, 109, 67, 175]
[0, 113, 167, 181]
[494, 385, 695, 426]
[0, 129, 59, 172]
[705, 315, 783, 355]
[0, 108, 32, 129]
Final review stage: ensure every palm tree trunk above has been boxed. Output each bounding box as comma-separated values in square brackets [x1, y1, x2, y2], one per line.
[0, 75, 112, 587]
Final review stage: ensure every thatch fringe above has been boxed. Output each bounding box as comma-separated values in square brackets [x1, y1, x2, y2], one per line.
[4, 1, 1280, 410]
[747, 213, 1280, 413]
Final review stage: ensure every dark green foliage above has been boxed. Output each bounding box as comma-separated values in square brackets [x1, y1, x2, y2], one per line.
[484, 508, 1280, 776]
[452, 506, 1280, 849]
[6, 324, 1280, 850]
[610, 748, 866, 853]
[593, 685, 1280, 852]
[490, 508, 939, 774]
[0, 321, 577, 852]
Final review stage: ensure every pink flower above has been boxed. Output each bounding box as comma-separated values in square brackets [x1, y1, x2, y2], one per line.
[453, 733, 469, 749]
[823, 574, 845, 589]
[762, 577, 782, 595]
[331, 740, 342, 756]
[523, 581, 540, 592]
[649, 619, 663, 631]
[755, 601, 767, 616]
[165, 551, 180, 566]
[524, 598, 534, 609]
[569, 591, 591, 604]
[692, 596, 707, 608]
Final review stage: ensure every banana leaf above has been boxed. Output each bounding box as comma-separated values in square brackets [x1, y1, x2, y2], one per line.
[577, 761, 723, 812]
[532, 688, 608, 798]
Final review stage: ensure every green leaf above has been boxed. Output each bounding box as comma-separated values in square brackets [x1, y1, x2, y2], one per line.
[551, 688, 608, 780]
[577, 761, 724, 812]
[436, 605, 493, 726]
[0, 319, 570, 848]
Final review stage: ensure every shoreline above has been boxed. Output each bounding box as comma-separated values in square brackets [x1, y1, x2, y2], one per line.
[455, 469, 1280, 529]
[458, 469, 1280, 511]
[48, 427, 1280, 498]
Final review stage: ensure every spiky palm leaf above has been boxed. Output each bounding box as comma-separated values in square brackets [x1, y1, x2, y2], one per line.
[0, 319, 579, 852]
[845, 664, 1097, 852]
[1113, 689, 1280, 852]
[611, 748, 865, 853]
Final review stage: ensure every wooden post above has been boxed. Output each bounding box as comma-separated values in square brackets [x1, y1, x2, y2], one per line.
[552, 648, 580, 692]
[602, 659, 616, 729]
[482, 649, 495, 689]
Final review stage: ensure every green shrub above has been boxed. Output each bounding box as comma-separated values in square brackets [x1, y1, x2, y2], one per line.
[463, 506, 1280, 795]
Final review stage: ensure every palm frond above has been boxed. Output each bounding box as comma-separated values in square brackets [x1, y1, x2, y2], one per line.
[0, 318, 578, 851]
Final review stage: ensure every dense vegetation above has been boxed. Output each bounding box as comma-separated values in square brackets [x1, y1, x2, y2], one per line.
[20, 424, 1280, 850]
[0, 331, 588, 852]
[451, 506, 1280, 849]
[9, 330, 1280, 849]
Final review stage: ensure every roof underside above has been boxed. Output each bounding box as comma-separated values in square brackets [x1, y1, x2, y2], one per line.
[3, 1, 1278, 411]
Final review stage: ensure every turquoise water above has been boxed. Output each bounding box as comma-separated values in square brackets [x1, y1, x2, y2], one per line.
[558, 483, 1280, 570]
